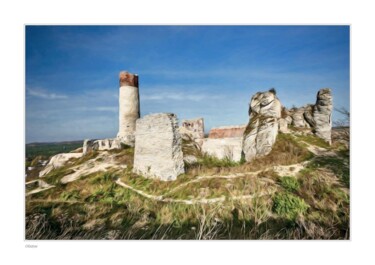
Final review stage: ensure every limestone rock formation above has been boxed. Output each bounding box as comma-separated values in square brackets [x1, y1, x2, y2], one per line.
[291, 107, 310, 128]
[242, 89, 282, 162]
[39, 153, 83, 177]
[278, 118, 289, 133]
[208, 125, 246, 139]
[201, 137, 243, 162]
[312, 88, 333, 144]
[83, 138, 122, 155]
[133, 113, 185, 181]
[287, 88, 333, 144]
[181, 118, 205, 140]
[83, 139, 98, 155]
[117, 71, 140, 146]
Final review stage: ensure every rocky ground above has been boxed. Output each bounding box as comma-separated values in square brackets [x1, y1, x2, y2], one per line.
[25, 128, 349, 240]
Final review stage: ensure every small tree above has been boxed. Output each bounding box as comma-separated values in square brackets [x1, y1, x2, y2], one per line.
[333, 107, 350, 143]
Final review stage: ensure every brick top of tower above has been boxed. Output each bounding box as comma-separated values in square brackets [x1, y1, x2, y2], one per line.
[119, 71, 138, 87]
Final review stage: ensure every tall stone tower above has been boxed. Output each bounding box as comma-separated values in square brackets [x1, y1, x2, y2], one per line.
[117, 71, 140, 146]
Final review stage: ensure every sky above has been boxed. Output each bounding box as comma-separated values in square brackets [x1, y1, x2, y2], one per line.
[26, 26, 350, 143]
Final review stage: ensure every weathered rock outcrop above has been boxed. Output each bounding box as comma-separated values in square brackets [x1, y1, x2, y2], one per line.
[208, 125, 246, 139]
[312, 88, 332, 144]
[39, 153, 83, 177]
[201, 137, 243, 162]
[181, 118, 205, 140]
[83, 138, 122, 155]
[117, 71, 140, 146]
[83, 139, 98, 155]
[291, 107, 310, 128]
[133, 113, 185, 181]
[242, 89, 282, 162]
[278, 118, 289, 133]
[286, 88, 333, 144]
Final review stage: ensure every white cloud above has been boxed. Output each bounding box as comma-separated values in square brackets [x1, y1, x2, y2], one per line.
[140, 85, 224, 102]
[142, 92, 206, 102]
[27, 88, 68, 99]
[94, 106, 117, 112]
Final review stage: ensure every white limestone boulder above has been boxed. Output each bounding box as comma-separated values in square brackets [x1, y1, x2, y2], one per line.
[39, 153, 82, 177]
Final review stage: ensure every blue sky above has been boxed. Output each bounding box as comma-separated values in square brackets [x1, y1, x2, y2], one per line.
[26, 26, 349, 143]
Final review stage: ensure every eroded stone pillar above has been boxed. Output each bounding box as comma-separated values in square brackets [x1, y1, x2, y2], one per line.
[313, 88, 333, 144]
[117, 71, 140, 146]
[242, 89, 282, 162]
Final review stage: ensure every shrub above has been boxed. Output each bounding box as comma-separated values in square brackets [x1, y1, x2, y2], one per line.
[279, 176, 300, 192]
[272, 193, 309, 220]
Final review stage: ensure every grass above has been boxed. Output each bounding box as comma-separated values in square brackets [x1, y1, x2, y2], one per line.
[293, 133, 330, 149]
[25, 128, 350, 239]
[278, 176, 300, 192]
[272, 192, 309, 220]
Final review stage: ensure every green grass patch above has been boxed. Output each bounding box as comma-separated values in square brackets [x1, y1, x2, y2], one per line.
[272, 192, 309, 220]
[278, 176, 300, 192]
[294, 133, 330, 149]
[307, 156, 349, 187]
[197, 154, 240, 168]
[60, 190, 80, 201]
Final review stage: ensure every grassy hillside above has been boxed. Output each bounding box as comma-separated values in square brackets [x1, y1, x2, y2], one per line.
[25, 131, 349, 240]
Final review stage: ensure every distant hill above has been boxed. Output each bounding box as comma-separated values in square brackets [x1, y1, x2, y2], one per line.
[26, 140, 83, 159]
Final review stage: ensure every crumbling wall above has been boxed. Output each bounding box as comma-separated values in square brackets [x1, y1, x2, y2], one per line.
[133, 113, 185, 181]
[83, 138, 122, 155]
[208, 125, 246, 139]
[201, 137, 243, 162]
[181, 117, 205, 140]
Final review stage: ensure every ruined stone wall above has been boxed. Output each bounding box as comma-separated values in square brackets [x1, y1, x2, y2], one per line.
[181, 117, 205, 139]
[208, 125, 246, 139]
[201, 137, 243, 162]
[133, 113, 185, 181]
[83, 138, 122, 155]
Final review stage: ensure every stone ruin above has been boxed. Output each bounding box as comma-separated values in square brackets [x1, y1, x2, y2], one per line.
[83, 71, 140, 154]
[208, 125, 246, 138]
[180, 117, 205, 140]
[117, 71, 140, 146]
[199, 88, 332, 163]
[83, 138, 122, 155]
[73, 72, 332, 181]
[133, 113, 185, 181]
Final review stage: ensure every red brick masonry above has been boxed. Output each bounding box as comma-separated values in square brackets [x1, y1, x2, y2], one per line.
[208, 125, 246, 139]
[119, 71, 138, 87]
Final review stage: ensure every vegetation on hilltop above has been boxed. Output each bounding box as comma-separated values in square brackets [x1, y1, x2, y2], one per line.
[25, 130, 349, 240]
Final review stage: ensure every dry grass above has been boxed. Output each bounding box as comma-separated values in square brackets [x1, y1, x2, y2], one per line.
[26, 130, 349, 240]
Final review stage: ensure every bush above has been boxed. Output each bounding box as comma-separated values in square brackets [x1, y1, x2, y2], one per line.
[272, 193, 309, 220]
[279, 176, 300, 192]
